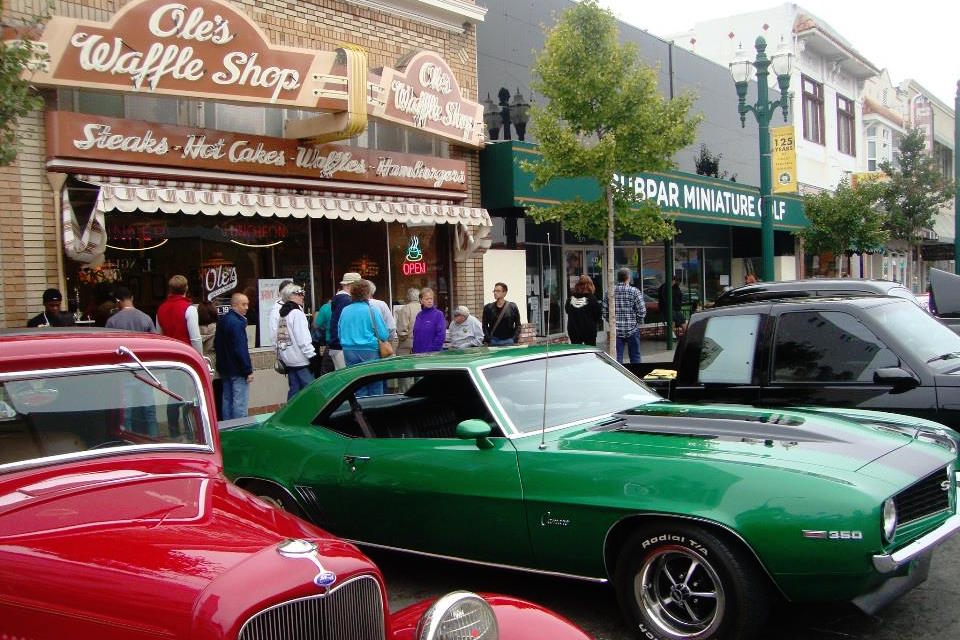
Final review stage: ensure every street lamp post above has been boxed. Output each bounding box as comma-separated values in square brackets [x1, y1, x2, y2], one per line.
[954, 80, 959, 274]
[482, 87, 531, 141]
[730, 36, 793, 282]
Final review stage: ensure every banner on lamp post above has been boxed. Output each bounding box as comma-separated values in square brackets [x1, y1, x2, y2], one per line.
[771, 125, 797, 194]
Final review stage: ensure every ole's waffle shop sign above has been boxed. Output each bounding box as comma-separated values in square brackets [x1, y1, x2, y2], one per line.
[29, 0, 485, 147]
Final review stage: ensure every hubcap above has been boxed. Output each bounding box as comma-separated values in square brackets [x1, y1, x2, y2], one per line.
[634, 545, 725, 639]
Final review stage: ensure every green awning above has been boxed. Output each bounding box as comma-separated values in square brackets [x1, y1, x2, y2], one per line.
[480, 140, 808, 230]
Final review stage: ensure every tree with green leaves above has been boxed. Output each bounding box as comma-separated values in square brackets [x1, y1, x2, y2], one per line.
[879, 127, 955, 289]
[798, 178, 888, 276]
[525, 0, 700, 354]
[0, 4, 50, 166]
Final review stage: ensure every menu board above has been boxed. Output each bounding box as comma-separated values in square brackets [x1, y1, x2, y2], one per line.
[257, 278, 292, 347]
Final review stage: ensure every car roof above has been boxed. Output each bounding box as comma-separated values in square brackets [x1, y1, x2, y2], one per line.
[0, 328, 208, 373]
[713, 278, 912, 307]
[326, 343, 599, 373]
[696, 294, 906, 316]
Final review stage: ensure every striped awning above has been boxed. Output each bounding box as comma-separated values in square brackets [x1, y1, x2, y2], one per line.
[80, 177, 491, 227]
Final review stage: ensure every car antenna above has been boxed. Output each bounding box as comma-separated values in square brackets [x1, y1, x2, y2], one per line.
[539, 232, 552, 451]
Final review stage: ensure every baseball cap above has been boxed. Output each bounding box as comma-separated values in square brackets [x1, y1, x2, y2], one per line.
[453, 305, 470, 317]
[340, 272, 362, 285]
[42, 288, 63, 304]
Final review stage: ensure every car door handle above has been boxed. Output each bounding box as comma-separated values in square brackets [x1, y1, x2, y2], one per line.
[343, 455, 371, 468]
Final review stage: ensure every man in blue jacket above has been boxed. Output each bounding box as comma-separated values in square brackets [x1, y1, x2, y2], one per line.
[215, 292, 253, 419]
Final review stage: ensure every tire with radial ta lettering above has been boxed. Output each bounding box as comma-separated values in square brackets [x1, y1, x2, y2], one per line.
[613, 522, 769, 640]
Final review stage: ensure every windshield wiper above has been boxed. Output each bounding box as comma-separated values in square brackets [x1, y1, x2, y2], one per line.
[926, 351, 960, 364]
[116, 345, 185, 402]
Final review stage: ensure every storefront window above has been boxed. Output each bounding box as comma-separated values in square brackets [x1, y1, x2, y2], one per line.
[703, 248, 731, 306]
[675, 248, 702, 314]
[67, 213, 313, 345]
[333, 221, 389, 305]
[388, 223, 452, 315]
[526, 243, 562, 335]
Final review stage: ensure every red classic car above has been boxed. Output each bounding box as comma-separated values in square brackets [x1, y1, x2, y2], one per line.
[0, 328, 589, 640]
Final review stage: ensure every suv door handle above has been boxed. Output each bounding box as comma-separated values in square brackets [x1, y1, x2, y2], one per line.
[343, 455, 371, 469]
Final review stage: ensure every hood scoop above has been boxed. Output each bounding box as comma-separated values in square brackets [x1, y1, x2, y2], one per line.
[609, 410, 848, 445]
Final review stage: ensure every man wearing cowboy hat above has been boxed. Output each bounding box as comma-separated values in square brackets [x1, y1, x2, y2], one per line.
[328, 272, 361, 370]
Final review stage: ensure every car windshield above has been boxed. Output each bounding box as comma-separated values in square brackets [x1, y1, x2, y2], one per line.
[0, 365, 207, 468]
[481, 352, 660, 433]
[872, 302, 960, 371]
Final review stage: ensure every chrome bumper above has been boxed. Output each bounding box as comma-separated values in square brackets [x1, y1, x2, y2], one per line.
[872, 511, 960, 573]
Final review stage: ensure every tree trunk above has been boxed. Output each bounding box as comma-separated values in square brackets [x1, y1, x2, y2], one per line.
[606, 184, 617, 357]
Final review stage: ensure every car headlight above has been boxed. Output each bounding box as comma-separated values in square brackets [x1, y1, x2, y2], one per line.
[882, 497, 897, 543]
[416, 591, 498, 640]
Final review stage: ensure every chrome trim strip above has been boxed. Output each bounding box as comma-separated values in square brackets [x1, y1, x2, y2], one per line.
[873, 512, 960, 573]
[0, 360, 214, 475]
[346, 538, 608, 583]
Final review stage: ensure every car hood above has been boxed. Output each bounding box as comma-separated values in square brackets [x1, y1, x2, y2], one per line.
[0, 460, 376, 639]
[585, 402, 917, 474]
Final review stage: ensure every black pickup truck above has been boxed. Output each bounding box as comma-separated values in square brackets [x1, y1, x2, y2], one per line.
[638, 294, 960, 431]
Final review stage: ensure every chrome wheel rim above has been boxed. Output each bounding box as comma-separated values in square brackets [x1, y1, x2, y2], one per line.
[635, 545, 725, 639]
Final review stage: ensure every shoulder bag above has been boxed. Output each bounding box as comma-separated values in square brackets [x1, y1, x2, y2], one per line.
[488, 302, 509, 339]
[273, 316, 289, 374]
[368, 305, 394, 357]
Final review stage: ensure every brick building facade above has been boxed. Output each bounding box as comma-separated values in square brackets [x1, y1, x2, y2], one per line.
[1, 0, 488, 331]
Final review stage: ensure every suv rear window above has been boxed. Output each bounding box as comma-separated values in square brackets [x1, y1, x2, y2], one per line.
[0, 365, 207, 468]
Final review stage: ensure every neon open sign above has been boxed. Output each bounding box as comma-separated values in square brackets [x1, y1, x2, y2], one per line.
[402, 236, 425, 276]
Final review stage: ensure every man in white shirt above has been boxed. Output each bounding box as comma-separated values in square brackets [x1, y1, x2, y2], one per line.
[275, 283, 316, 400]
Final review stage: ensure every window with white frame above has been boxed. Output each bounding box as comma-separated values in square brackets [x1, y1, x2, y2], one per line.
[802, 76, 825, 145]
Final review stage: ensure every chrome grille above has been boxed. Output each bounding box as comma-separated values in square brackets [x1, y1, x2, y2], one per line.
[894, 467, 951, 525]
[238, 575, 385, 640]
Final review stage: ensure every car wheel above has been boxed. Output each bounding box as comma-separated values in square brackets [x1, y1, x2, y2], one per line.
[614, 523, 768, 640]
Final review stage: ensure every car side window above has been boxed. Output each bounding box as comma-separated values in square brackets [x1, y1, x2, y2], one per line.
[772, 311, 899, 382]
[316, 371, 500, 439]
[697, 314, 761, 384]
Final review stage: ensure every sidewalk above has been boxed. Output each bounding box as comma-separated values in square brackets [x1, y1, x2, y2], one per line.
[596, 330, 676, 364]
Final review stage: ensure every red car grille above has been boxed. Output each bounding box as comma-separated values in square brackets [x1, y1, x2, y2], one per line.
[238, 575, 385, 640]
[894, 466, 951, 525]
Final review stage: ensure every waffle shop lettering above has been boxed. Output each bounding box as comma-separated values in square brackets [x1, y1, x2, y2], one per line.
[69, 3, 301, 100]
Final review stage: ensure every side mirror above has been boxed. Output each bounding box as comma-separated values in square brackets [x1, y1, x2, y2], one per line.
[873, 367, 919, 391]
[456, 419, 494, 449]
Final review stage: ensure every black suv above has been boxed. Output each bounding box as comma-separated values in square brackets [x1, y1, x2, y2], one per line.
[653, 295, 960, 434]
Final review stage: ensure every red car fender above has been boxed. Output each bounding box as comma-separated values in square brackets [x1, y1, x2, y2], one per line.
[388, 593, 591, 640]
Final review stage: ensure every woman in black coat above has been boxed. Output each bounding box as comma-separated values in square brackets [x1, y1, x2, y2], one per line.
[565, 275, 602, 346]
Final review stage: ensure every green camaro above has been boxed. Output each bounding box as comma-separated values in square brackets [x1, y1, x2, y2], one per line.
[220, 345, 960, 640]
